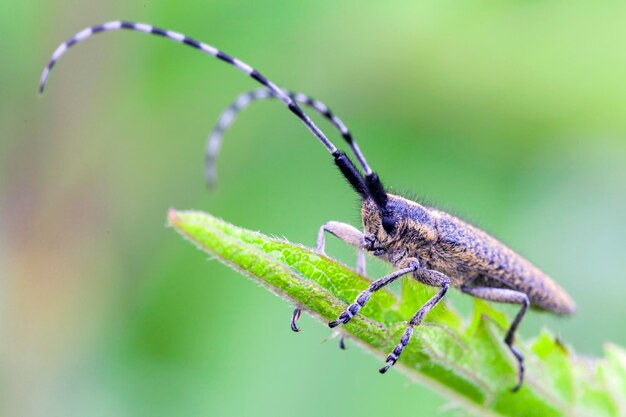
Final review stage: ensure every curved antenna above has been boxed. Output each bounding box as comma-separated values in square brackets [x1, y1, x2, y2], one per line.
[205, 87, 373, 187]
[38, 20, 370, 197]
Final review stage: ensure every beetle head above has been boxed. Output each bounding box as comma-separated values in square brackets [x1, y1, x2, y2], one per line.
[361, 193, 437, 259]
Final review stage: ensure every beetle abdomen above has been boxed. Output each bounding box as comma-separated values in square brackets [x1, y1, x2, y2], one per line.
[432, 209, 576, 315]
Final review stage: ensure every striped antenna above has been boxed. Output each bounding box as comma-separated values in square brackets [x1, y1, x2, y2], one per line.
[38, 20, 371, 197]
[205, 87, 373, 187]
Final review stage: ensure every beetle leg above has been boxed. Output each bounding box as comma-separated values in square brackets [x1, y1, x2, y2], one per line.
[356, 249, 366, 275]
[288, 222, 366, 333]
[460, 285, 530, 392]
[329, 259, 421, 328]
[316, 221, 365, 253]
[317, 221, 368, 281]
[380, 269, 450, 373]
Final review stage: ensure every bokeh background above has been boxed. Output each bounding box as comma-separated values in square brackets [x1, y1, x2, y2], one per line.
[2, 1, 626, 416]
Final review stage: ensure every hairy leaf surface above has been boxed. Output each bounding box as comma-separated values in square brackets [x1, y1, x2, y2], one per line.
[168, 209, 625, 417]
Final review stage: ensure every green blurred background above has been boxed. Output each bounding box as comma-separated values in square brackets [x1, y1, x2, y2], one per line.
[1, 0, 625, 416]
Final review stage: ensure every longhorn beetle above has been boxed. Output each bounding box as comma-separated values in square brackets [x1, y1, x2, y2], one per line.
[40, 21, 576, 392]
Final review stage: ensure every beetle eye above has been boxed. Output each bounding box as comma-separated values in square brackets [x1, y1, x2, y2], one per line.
[382, 215, 397, 234]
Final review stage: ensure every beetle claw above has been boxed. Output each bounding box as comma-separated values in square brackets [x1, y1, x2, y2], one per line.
[290, 308, 302, 332]
[379, 358, 394, 374]
[338, 335, 346, 350]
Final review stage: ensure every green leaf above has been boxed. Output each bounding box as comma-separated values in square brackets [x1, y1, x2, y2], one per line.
[168, 209, 626, 417]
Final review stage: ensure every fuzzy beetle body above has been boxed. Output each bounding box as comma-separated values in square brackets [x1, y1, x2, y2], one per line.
[362, 195, 575, 314]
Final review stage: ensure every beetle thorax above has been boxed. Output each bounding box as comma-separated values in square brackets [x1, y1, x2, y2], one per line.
[361, 195, 438, 267]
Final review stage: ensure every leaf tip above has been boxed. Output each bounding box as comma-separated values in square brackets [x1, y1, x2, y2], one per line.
[167, 208, 181, 226]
